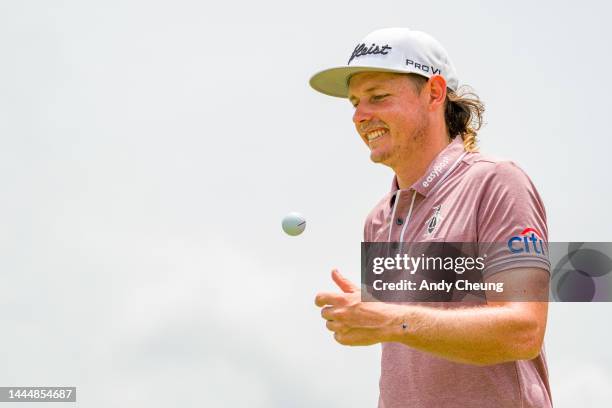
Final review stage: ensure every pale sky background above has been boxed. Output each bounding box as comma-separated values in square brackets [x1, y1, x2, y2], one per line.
[0, 0, 611, 407]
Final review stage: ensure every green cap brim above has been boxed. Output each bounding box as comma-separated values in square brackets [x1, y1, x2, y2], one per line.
[309, 66, 416, 98]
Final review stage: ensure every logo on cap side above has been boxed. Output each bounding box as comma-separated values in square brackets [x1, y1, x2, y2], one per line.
[348, 43, 393, 65]
[406, 59, 441, 75]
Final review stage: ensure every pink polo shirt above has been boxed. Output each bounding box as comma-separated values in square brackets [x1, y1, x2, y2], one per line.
[364, 137, 552, 408]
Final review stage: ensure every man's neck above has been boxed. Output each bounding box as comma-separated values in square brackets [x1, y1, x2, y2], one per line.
[394, 136, 452, 189]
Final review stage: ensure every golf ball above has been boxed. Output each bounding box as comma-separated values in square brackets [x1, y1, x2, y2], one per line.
[282, 212, 306, 236]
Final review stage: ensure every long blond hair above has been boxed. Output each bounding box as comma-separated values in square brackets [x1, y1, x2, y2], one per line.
[408, 74, 485, 152]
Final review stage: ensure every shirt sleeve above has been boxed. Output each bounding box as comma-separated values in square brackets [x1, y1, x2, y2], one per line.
[476, 161, 550, 277]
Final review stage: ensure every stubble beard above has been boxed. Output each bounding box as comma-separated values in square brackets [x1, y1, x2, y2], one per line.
[372, 113, 429, 169]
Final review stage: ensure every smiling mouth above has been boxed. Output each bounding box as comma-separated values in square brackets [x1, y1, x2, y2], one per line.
[366, 129, 388, 142]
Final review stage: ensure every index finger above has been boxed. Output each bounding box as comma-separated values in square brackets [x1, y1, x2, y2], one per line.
[314, 292, 348, 308]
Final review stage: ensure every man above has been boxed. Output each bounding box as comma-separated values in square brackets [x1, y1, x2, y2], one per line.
[310, 28, 552, 407]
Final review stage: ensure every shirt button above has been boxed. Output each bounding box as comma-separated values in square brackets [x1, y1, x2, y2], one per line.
[396, 218, 404, 225]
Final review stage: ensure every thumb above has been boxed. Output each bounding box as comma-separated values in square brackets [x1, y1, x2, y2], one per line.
[331, 269, 358, 293]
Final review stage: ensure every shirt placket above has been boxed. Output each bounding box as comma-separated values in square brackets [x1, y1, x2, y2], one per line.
[387, 190, 420, 242]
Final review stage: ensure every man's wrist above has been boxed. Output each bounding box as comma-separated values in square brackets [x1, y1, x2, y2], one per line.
[381, 307, 412, 343]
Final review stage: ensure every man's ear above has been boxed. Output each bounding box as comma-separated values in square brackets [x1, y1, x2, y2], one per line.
[427, 75, 448, 111]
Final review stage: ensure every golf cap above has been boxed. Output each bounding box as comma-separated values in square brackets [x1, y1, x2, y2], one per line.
[309, 27, 459, 98]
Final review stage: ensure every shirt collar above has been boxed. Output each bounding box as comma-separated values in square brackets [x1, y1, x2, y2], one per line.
[390, 136, 467, 199]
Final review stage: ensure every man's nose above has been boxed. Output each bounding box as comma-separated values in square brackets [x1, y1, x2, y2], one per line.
[352, 103, 373, 125]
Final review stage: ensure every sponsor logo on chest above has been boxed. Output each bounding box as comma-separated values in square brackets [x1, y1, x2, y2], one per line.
[424, 205, 443, 236]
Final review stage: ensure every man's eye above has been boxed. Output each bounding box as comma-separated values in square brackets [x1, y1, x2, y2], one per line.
[371, 94, 390, 102]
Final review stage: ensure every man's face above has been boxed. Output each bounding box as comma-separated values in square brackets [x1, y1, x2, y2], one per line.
[348, 72, 429, 168]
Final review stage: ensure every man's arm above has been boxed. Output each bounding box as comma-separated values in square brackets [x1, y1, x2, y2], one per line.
[316, 268, 549, 366]
[386, 300, 548, 366]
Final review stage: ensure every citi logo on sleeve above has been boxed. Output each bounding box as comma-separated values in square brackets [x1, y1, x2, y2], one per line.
[348, 43, 393, 64]
[508, 228, 546, 254]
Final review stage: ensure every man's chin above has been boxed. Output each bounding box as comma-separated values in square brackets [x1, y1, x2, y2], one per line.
[370, 151, 390, 165]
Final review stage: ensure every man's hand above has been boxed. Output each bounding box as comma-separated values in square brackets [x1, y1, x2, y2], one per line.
[314, 269, 401, 346]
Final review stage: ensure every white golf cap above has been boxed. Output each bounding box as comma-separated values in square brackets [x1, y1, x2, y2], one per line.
[309, 27, 459, 98]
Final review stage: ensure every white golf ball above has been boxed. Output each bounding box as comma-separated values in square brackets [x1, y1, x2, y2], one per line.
[282, 212, 306, 236]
